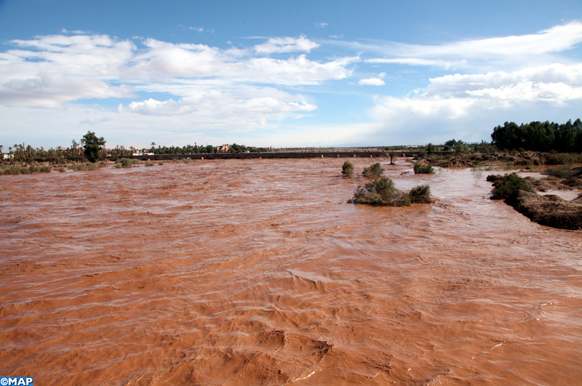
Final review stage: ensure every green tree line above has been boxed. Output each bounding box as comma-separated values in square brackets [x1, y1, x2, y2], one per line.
[491, 119, 582, 152]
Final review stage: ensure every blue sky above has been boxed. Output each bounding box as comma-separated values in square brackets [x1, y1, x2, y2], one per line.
[1, 0, 582, 149]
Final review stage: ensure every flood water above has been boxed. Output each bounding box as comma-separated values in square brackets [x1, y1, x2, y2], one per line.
[1, 158, 581, 385]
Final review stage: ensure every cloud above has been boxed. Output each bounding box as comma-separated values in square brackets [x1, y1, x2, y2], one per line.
[367, 58, 467, 69]
[61, 28, 92, 34]
[0, 33, 352, 111]
[178, 25, 204, 32]
[361, 62, 582, 144]
[424, 63, 582, 105]
[359, 78, 385, 86]
[254, 35, 320, 54]
[315, 22, 328, 28]
[335, 21, 582, 69]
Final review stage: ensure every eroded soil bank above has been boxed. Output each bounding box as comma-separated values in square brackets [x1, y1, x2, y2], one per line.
[1, 158, 581, 385]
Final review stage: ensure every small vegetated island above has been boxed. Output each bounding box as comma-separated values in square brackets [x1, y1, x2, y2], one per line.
[346, 162, 432, 206]
[487, 169, 582, 230]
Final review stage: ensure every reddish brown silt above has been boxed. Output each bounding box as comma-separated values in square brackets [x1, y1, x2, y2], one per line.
[1, 158, 581, 385]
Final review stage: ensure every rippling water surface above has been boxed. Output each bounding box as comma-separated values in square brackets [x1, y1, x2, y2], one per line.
[1, 158, 581, 385]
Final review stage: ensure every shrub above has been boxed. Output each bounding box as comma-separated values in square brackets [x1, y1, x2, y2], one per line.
[158, 162, 164, 166]
[58, 167, 66, 172]
[342, 161, 354, 177]
[545, 153, 573, 165]
[354, 177, 412, 207]
[8, 166, 22, 175]
[409, 185, 432, 204]
[145, 162, 154, 167]
[363, 163, 384, 179]
[118, 158, 140, 168]
[414, 163, 434, 174]
[39, 166, 51, 173]
[542, 167, 575, 179]
[490, 173, 534, 200]
[29, 165, 39, 173]
[68, 163, 97, 171]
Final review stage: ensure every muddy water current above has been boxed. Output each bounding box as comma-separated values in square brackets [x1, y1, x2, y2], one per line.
[1, 158, 581, 385]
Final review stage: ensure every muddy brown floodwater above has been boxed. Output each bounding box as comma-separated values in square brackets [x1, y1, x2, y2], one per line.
[1, 158, 581, 385]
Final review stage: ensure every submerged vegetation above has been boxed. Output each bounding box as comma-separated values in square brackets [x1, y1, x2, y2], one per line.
[114, 158, 141, 168]
[353, 175, 431, 207]
[363, 163, 384, 179]
[342, 161, 354, 177]
[413, 163, 435, 174]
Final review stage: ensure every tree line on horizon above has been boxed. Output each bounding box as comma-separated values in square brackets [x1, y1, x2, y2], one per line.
[2, 119, 581, 164]
[491, 119, 582, 153]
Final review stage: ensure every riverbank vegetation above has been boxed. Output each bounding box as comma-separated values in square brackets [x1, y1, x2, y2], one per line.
[487, 170, 582, 230]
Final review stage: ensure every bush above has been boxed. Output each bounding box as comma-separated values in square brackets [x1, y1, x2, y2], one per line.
[116, 158, 141, 168]
[542, 167, 575, 179]
[68, 163, 97, 171]
[39, 166, 51, 173]
[8, 166, 22, 175]
[145, 162, 154, 167]
[414, 163, 434, 174]
[409, 185, 432, 204]
[29, 165, 39, 173]
[342, 161, 354, 177]
[354, 177, 413, 207]
[545, 153, 581, 165]
[158, 162, 164, 166]
[490, 173, 534, 200]
[363, 163, 384, 179]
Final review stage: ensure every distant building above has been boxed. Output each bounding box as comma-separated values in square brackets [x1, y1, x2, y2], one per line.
[216, 145, 231, 153]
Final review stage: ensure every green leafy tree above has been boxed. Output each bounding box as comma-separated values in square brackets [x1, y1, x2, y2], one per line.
[81, 131, 106, 163]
